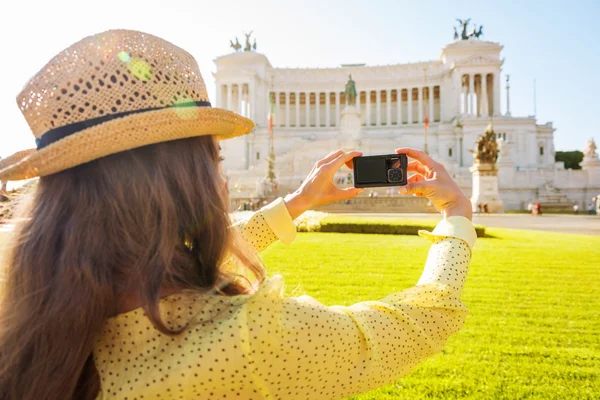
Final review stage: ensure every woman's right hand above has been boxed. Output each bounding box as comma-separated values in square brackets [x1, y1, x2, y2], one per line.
[284, 150, 364, 220]
[395, 148, 473, 221]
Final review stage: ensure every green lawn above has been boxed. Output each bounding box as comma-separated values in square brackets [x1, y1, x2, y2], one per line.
[1, 227, 598, 399]
[261, 228, 600, 400]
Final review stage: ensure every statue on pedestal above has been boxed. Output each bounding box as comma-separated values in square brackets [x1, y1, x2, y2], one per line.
[244, 31, 254, 52]
[581, 138, 600, 171]
[583, 138, 598, 161]
[229, 38, 241, 52]
[340, 75, 361, 142]
[454, 19, 483, 40]
[469, 124, 504, 213]
[471, 124, 499, 165]
[344, 75, 357, 106]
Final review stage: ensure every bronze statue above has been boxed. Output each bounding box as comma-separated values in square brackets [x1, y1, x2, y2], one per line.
[471, 124, 499, 164]
[456, 18, 471, 40]
[344, 75, 357, 106]
[229, 38, 241, 52]
[454, 19, 483, 40]
[244, 31, 253, 52]
[470, 24, 478, 38]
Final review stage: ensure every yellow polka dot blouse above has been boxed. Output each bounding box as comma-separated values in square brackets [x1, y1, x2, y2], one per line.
[93, 198, 477, 399]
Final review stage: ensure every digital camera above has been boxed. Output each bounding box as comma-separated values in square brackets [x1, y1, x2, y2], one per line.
[352, 154, 408, 188]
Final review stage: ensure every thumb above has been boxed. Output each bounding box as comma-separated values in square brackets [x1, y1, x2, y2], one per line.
[398, 181, 430, 195]
[339, 187, 364, 199]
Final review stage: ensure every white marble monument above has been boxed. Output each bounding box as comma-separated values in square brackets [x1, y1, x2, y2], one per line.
[215, 25, 600, 211]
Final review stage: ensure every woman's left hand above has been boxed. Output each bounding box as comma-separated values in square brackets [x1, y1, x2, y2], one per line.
[284, 150, 364, 219]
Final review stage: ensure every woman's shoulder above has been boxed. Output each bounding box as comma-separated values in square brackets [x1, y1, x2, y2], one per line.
[102, 275, 287, 334]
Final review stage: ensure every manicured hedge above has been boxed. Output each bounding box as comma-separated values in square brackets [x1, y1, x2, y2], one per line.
[312, 216, 486, 237]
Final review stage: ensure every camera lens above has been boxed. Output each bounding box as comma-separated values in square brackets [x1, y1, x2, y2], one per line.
[387, 168, 404, 183]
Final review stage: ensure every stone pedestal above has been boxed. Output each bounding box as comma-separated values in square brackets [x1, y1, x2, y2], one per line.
[339, 105, 362, 151]
[340, 105, 361, 139]
[581, 141, 600, 188]
[470, 163, 504, 213]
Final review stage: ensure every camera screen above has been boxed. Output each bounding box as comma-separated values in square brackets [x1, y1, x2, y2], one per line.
[355, 157, 388, 184]
[389, 158, 402, 169]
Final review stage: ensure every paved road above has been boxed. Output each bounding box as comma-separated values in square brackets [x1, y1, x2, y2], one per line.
[3, 215, 599, 236]
[336, 213, 600, 235]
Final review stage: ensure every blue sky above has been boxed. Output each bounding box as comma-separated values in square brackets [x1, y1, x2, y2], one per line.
[1, 0, 598, 157]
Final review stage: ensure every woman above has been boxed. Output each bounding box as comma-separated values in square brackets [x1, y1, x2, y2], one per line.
[0, 30, 475, 400]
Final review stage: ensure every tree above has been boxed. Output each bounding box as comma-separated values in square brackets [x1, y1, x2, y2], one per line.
[555, 151, 583, 170]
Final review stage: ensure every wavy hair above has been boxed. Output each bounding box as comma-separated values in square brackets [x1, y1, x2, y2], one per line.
[0, 135, 264, 399]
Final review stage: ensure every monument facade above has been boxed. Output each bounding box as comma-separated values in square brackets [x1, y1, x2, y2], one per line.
[215, 26, 599, 211]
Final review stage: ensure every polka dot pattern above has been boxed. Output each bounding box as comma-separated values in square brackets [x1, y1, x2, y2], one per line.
[93, 208, 474, 399]
[237, 212, 279, 253]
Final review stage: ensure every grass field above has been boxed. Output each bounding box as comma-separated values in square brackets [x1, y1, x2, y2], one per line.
[261, 228, 600, 400]
[1, 227, 598, 399]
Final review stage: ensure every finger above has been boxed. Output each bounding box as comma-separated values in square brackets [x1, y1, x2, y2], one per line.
[403, 174, 425, 196]
[337, 187, 364, 200]
[395, 147, 436, 169]
[344, 158, 357, 170]
[398, 180, 431, 195]
[311, 150, 343, 175]
[407, 173, 425, 184]
[317, 149, 344, 167]
[325, 151, 363, 172]
[407, 160, 431, 177]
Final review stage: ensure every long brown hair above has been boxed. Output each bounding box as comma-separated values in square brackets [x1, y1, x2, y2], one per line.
[0, 136, 264, 400]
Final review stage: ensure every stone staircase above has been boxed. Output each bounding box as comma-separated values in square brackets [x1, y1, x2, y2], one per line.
[535, 183, 573, 212]
[315, 196, 437, 213]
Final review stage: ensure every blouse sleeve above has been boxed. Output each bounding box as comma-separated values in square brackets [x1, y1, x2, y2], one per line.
[243, 217, 476, 399]
[231, 197, 297, 253]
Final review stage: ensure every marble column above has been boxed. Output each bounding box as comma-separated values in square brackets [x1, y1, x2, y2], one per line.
[458, 75, 464, 115]
[376, 90, 381, 126]
[275, 90, 280, 126]
[356, 91, 361, 125]
[418, 87, 423, 123]
[316, 92, 321, 128]
[366, 90, 371, 125]
[250, 81, 256, 121]
[396, 89, 401, 125]
[226, 84, 232, 110]
[428, 86, 434, 123]
[335, 91, 340, 127]
[325, 91, 331, 127]
[482, 74, 488, 117]
[244, 86, 250, 117]
[407, 88, 413, 124]
[469, 74, 475, 115]
[285, 92, 290, 127]
[295, 91, 300, 127]
[494, 72, 501, 116]
[438, 84, 443, 122]
[386, 89, 392, 126]
[237, 83, 243, 115]
[305, 92, 310, 127]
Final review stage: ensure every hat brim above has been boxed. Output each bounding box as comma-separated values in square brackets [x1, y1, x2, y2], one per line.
[0, 107, 254, 181]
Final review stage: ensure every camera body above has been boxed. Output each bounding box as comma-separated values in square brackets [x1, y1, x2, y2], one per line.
[352, 154, 408, 188]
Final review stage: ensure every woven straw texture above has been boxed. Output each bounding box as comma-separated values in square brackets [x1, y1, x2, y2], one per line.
[0, 30, 254, 181]
[0, 149, 36, 171]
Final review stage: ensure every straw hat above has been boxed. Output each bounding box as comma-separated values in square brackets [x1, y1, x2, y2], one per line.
[0, 30, 254, 181]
